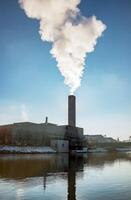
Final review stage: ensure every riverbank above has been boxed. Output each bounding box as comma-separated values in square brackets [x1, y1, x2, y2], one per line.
[0, 145, 131, 154]
[0, 145, 56, 153]
[88, 142, 131, 153]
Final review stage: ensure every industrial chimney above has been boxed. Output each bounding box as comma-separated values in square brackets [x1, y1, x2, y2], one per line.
[68, 95, 76, 127]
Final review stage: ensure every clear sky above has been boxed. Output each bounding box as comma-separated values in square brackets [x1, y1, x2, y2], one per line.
[0, 0, 130, 140]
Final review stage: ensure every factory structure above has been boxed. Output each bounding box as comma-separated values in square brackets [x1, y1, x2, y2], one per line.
[0, 95, 118, 153]
[0, 95, 84, 153]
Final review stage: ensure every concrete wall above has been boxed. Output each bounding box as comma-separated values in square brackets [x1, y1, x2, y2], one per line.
[45, 124, 66, 139]
[12, 122, 47, 146]
[12, 122, 66, 146]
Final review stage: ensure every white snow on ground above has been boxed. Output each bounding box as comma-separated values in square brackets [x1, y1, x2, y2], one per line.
[0, 146, 56, 153]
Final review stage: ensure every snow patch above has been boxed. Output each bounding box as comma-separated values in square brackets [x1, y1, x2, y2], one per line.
[0, 146, 56, 153]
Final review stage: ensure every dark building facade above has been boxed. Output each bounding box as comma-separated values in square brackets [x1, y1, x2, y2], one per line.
[0, 95, 84, 152]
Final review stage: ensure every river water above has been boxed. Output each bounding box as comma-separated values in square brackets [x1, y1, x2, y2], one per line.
[0, 152, 131, 200]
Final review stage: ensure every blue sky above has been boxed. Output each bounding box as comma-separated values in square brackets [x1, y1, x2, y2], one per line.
[0, 0, 130, 140]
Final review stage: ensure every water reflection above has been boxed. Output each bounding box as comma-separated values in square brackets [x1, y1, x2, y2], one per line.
[0, 152, 131, 200]
[68, 156, 84, 200]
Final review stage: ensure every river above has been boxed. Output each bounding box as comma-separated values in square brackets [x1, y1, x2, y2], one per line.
[0, 152, 131, 200]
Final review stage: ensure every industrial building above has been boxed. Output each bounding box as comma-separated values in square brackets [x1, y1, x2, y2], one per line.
[85, 135, 116, 144]
[0, 95, 84, 153]
[0, 121, 83, 152]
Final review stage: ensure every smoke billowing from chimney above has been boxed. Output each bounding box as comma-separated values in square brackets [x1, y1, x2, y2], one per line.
[19, 0, 106, 94]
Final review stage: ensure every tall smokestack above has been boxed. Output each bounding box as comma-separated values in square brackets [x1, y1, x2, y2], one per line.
[68, 95, 76, 127]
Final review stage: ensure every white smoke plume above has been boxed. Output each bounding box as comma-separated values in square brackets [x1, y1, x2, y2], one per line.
[19, 0, 106, 94]
[21, 104, 29, 121]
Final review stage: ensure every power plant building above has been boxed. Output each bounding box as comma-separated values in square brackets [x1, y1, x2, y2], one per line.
[0, 95, 84, 153]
